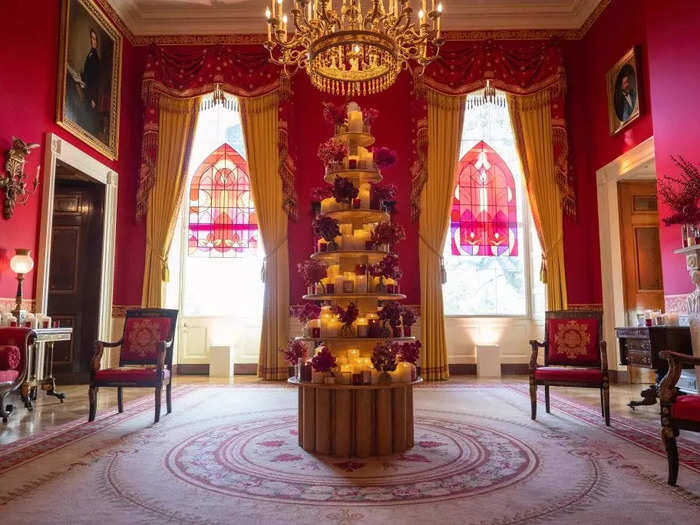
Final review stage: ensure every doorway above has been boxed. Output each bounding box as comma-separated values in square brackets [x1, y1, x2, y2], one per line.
[46, 162, 105, 383]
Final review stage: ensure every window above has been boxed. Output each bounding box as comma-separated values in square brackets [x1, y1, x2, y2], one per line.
[188, 144, 258, 257]
[442, 92, 544, 317]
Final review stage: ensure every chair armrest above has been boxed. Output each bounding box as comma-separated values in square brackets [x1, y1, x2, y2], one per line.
[599, 341, 609, 372]
[529, 340, 544, 370]
[90, 339, 123, 374]
[659, 351, 699, 404]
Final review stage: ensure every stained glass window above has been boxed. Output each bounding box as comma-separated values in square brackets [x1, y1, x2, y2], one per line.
[450, 140, 518, 257]
[187, 143, 258, 257]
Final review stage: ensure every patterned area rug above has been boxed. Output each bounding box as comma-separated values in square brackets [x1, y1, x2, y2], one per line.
[1, 384, 699, 524]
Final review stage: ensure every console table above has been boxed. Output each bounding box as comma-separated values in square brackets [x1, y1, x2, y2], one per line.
[615, 326, 695, 408]
[20, 327, 73, 410]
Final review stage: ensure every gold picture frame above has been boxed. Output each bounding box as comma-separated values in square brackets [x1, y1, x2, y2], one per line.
[606, 47, 641, 135]
[57, 0, 122, 160]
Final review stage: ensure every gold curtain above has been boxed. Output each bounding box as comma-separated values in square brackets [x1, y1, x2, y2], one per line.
[240, 92, 290, 380]
[508, 91, 567, 310]
[142, 96, 199, 308]
[419, 88, 465, 381]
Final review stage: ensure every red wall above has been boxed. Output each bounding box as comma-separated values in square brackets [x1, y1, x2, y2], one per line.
[0, 2, 144, 306]
[644, 0, 700, 295]
[288, 72, 419, 305]
[561, 0, 654, 306]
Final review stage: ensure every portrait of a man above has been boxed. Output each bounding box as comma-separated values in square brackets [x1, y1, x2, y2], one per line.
[606, 48, 641, 135]
[57, 0, 121, 159]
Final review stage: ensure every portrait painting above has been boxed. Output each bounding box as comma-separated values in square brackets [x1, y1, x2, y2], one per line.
[57, 0, 122, 159]
[606, 47, 641, 135]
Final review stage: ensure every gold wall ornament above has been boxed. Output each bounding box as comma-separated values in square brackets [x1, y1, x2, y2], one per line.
[1, 137, 40, 220]
[264, 0, 445, 94]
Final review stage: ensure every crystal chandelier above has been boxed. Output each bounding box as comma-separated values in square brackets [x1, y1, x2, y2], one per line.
[264, 0, 445, 95]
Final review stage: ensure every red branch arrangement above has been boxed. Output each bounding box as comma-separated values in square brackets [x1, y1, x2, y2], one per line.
[395, 341, 421, 365]
[657, 156, 700, 225]
[373, 147, 398, 169]
[332, 176, 359, 204]
[371, 222, 406, 246]
[331, 302, 359, 327]
[401, 307, 416, 329]
[318, 138, 348, 166]
[295, 303, 321, 324]
[297, 258, 327, 288]
[280, 340, 308, 366]
[322, 102, 346, 127]
[311, 345, 337, 373]
[371, 183, 397, 209]
[371, 252, 403, 281]
[371, 341, 398, 373]
[311, 185, 333, 203]
[379, 302, 403, 328]
[362, 107, 379, 127]
[312, 215, 340, 241]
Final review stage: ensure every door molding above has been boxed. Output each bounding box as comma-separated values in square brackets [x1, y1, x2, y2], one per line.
[36, 133, 118, 363]
[596, 136, 656, 371]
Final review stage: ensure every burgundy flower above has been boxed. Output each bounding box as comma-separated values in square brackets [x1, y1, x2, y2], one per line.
[317, 138, 348, 165]
[396, 340, 421, 365]
[371, 341, 398, 372]
[311, 185, 333, 203]
[362, 107, 380, 127]
[331, 302, 359, 327]
[280, 340, 308, 366]
[312, 215, 340, 241]
[401, 307, 416, 328]
[379, 302, 402, 328]
[658, 156, 700, 225]
[332, 176, 359, 204]
[371, 184, 397, 209]
[297, 259, 327, 287]
[373, 147, 398, 169]
[295, 302, 321, 324]
[322, 102, 346, 127]
[311, 345, 337, 372]
[371, 222, 406, 246]
[370, 252, 402, 280]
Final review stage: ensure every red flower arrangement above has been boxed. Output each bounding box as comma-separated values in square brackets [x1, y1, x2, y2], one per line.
[331, 302, 359, 327]
[318, 138, 348, 166]
[311, 185, 333, 203]
[322, 102, 346, 127]
[379, 301, 403, 328]
[373, 147, 398, 169]
[280, 340, 308, 366]
[297, 258, 327, 289]
[371, 222, 406, 246]
[657, 156, 700, 225]
[311, 345, 337, 372]
[295, 302, 321, 324]
[362, 107, 379, 127]
[395, 340, 421, 365]
[370, 184, 397, 209]
[332, 176, 359, 204]
[312, 215, 340, 242]
[371, 341, 398, 373]
[401, 307, 416, 329]
[371, 252, 403, 281]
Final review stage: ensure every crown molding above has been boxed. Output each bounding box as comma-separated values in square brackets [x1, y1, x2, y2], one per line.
[105, 0, 610, 45]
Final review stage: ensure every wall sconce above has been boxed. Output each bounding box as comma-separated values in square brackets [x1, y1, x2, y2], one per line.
[1, 137, 39, 219]
[10, 249, 34, 320]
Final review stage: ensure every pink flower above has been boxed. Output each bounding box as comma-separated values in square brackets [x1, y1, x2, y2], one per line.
[317, 138, 348, 165]
[371, 222, 406, 246]
[280, 340, 308, 365]
[297, 259, 327, 287]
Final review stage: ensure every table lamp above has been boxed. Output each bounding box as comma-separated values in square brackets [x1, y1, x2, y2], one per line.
[10, 248, 33, 320]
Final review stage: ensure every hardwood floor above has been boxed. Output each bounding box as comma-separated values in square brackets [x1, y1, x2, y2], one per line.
[0, 375, 661, 446]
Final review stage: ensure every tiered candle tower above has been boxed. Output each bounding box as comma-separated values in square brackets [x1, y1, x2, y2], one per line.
[294, 101, 419, 385]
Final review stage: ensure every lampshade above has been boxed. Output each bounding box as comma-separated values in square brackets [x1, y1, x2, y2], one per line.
[10, 249, 34, 275]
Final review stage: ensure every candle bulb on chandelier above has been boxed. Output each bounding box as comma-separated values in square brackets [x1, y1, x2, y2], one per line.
[265, 7, 272, 39]
[436, 3, 442, 37]
[283, 14, 288, 38]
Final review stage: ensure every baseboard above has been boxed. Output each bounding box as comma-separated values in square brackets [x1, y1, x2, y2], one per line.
[608, 369, 629, 384]
[501, 363, 529, 375]
[448, 364, 476, 375]
[173, 363, 258, 375]
[448, 363, 530, 376]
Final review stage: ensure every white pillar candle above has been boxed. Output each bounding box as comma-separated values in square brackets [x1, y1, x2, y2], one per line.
[370, 368, 380, 385]
[334, 274, 345, 293]
[339, 223, 353, 235]
[328, 319, 342, 337]
[348, 110, 363, 133]
[320, 306, 333, 337]
[355, 274, 368, 293]
[397, 361, 413, 383]
[356, 317, 369, 336]
[320, 197, 334, 214]
[312, 370, 325, 384]
[341, 233, 353, 250]
[348, 348, 360, 362]
[359, 183, 371, 208]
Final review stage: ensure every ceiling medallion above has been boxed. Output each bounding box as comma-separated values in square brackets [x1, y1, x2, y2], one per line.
[264, 0, 444, 95]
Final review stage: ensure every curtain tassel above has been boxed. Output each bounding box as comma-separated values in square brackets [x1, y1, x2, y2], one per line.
[539, 256, 548, 284]
[261, 259, 266, 283]
[161, 257, 170, 283]
[441, 258, 447, 284]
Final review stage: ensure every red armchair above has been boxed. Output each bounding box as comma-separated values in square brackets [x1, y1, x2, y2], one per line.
[659, 350, 700, 485]
[0, 327, 34, 423]
[89, 308, 178, 424]
[529, 310, 610, 426]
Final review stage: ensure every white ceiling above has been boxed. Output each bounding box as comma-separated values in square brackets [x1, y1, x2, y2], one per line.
[107, 0, 605, 37]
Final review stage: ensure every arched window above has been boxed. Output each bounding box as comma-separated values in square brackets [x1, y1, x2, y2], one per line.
[187, 143, 258, 257]
[450, 140, 518, 257]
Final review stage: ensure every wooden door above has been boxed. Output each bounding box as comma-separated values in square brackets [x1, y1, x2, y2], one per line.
[48, 177, 105, 382]
[618, 181, 664, 327]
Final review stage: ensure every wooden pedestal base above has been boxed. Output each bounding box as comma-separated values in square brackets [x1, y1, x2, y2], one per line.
[288, 378, 421, 457]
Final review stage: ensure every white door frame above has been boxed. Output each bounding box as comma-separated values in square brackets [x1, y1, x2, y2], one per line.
[596, 136, 656, 371]
[35, 133, 118, 364]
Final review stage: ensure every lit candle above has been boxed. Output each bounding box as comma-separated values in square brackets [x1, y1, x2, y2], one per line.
[308, 319, 321, 338]
[317, 238, 327, 253]
[334, 274, 345, 293]
[265, 8, 272, 40]
[343, 272, 355, 293]
[320, 306, 333, 336]
[328, 319, 342, 337]
[437, 3, 442, 36]
[397, 361, 413, 383]
[327, 264, 340, 278]
[348, 348, 360, 362]
[356, 316, 369, 336]
[320, 197, 334, 214]
[359, 183, 371, 208]
[348, 110, 363, 133]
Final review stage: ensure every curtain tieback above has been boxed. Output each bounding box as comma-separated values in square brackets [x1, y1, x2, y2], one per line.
[419, 233, 447, 284]
[261, 236, 288, 283]
[160, 256, 170, 283]
[540, 234, 563, 284]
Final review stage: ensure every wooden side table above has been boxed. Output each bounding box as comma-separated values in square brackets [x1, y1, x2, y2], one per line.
[20, 327, 73, 410]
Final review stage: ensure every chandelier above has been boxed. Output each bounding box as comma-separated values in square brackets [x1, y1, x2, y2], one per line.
[264, 0, 445, 95]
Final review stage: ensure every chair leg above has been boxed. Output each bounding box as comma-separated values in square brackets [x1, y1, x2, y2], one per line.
[154, 386, 162, 424]
[544, 385, 551, 414]
[600, 388, 604, 417]
[166, 382, 172, 414]
[0, 391, 12, 423]
[603, 381, 611, 427]
[88, 386, 98, 422]
[117, 387, 124, 413]
[662, 428, 680, 485]
[529, 377, 537, 420]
